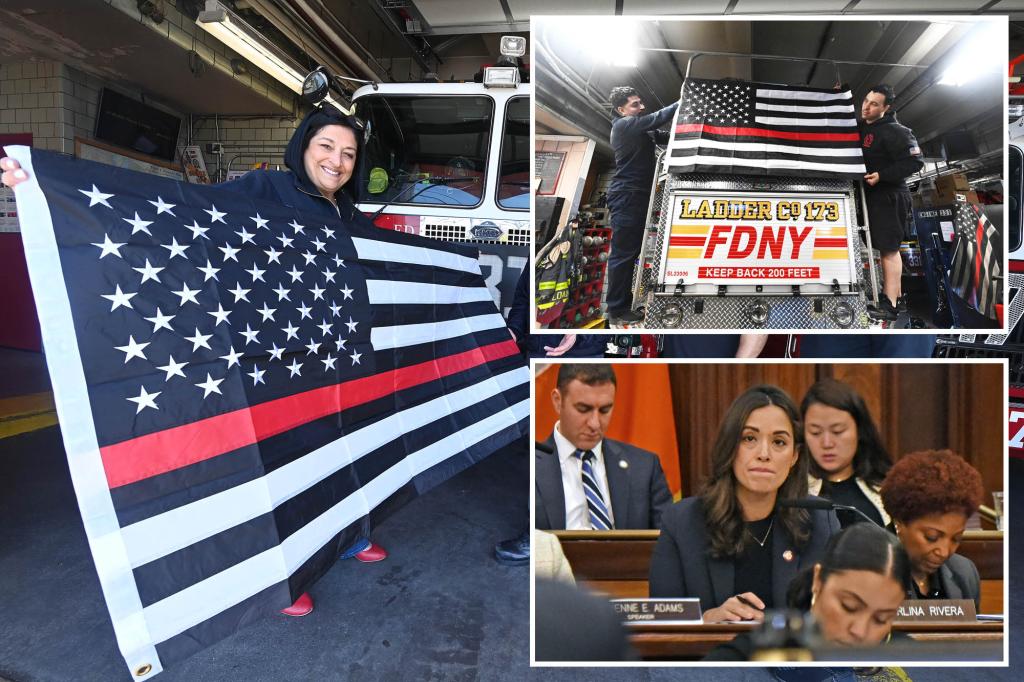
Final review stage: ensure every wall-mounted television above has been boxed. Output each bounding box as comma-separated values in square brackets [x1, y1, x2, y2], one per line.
[94, 88, 181, 162]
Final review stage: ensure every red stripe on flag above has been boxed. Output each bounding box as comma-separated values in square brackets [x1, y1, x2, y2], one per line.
[674, 123, 860, 142]
[974, 215, 983, 295]
[1010, 259, 1024, 273]
[812, 238, 847, 248]
[669, 237, 706, 246]
[100, 340, 520, 489]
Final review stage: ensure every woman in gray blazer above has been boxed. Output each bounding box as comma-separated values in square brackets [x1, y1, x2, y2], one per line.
[649, 385, 840, 623]
[880, 450, 984, 610]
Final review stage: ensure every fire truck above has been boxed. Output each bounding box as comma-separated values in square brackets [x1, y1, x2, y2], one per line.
[629, 56, 882, 330]
[348, 37, 530, 318]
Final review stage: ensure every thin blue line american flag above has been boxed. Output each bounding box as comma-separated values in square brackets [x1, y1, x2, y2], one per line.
[667, 78, 867, 179]
[5, 145, 528, 678]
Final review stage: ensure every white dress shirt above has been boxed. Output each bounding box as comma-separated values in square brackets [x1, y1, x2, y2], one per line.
[552, 421, 615, 530]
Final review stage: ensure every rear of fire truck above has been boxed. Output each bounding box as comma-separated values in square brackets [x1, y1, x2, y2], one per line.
[631, 65, 878, 330]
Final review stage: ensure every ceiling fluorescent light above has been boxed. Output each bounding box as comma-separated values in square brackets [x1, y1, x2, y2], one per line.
[197, 0, 340, 108]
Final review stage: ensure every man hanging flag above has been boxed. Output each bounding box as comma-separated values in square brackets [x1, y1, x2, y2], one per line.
[949, 201, 1002, 320]
[4, 145, 528, 679]
[667, 78, 867, 178]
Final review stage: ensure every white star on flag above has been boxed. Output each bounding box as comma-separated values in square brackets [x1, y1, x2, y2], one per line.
[246, 263, 266, 282]
[247, 366, 266, 386]
[162, 237, 190, 259]
[197, 260, 221, 281]
[91, 234, 126, 259]
[286, 266, 304, 283]
[195, 373, 225, 398]
[267, 343, 285, 361]
[340, 284, 354, 300]
[264, 246, 283, 264]
[301, 251, 317, 266]
[317, 320, 333, 337]
[235, 227, 256, 244]
[282, 321, 300, 341]
[335, 336, 347, 351]
[115, 335, 149, 363]
[184, 328, 213, 351]
[345, 317, 358, 333]
[102, 284, 137, 311]
[127, 385, 160, 413]
[287, 358, 303, 377]
[123, 212, 153, 235]
[349, 349, 362, 365]
[289, 220, 305, 234]
[219, 346, 244, 368]
[144, 308, 175, 333]
[148, 196, 176, 215]
[297, 302, 313, 320]
[219, 243, 240, 262]
[133, 259, 164, 284]
[273, 284, 291, 301]
[228, 283, 251, 303]
[156, 355, 187, 380]
[251, 213, 269, 229]
[240, 324, 260, 345]
[321, 354, 337, 371]
[305, 340, 322, 355]
[172, 283, 202, 306]
[184, 220, 210, 240]
[79, 185, 114, 208]
[257, 303, 276, 322]
[205, 205, 226, 223]
[207, 303, 232, 326]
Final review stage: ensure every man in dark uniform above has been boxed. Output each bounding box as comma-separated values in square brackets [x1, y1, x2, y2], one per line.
[859, 83, 924, 320]
[605, 86, 678, 326]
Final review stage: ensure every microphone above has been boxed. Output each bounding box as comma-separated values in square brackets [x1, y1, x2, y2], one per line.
[535, 441, 555, 455]
[777, 497, 884, 527]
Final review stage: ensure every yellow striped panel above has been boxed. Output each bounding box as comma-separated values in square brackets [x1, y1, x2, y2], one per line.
[821, 226, 848, 237]
[670, 224, 711, 235]
[668, 248, 704, 259]
[812, 250, 850, 259]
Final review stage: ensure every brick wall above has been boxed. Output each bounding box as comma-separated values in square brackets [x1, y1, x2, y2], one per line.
[0, 60, 65, 152]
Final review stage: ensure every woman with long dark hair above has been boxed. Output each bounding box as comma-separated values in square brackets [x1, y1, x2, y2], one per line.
[801, 379, 892, 527]
[649, 385, 840, 623]
[705, 522, 911, 660]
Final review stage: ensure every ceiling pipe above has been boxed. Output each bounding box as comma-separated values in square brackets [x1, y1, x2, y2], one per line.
[284, 0, 386, 82]
[244, 0, 350, 82]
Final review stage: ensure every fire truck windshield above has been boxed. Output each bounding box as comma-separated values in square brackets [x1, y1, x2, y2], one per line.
[356, 94, 492, 208]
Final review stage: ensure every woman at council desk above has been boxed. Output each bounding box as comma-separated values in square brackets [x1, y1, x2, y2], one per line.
[648, 385, 841, 623]
[880, 450, 984, 610]
[704, 522, 912, 661]
[801, 379, 892, 528]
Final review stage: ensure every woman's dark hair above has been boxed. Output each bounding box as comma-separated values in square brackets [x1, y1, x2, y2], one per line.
[285, 104, 366, 202]
[701, 385, 810, 558]
[787, 523, 911, 610]
[800, 378, 892, 486]
[880, 449, 984, 524]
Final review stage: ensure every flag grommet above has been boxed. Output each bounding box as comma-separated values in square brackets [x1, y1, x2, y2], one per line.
[134, 664, 153, 676]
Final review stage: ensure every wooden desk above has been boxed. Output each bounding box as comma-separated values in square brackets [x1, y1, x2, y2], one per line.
[626, 621, 1004, 660]
[553, 530, 1004, 613]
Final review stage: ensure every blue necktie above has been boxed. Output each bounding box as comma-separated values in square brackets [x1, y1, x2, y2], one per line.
[575, 449, 613, 530]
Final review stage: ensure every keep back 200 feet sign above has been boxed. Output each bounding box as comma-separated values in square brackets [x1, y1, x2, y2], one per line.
[658, 191, 855, 288]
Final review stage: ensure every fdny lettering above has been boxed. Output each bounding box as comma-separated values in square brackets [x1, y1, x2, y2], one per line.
[678, 199, 772, 221]
[703, 225, 813, 260]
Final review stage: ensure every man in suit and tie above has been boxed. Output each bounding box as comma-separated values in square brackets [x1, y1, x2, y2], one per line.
[536, 364, 672, 530]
